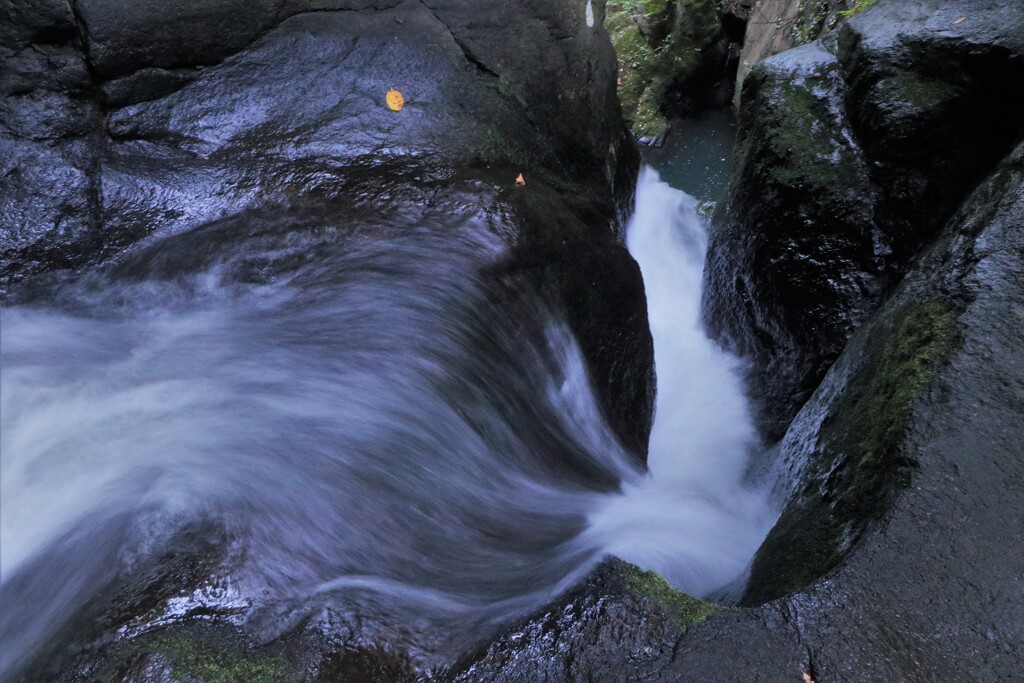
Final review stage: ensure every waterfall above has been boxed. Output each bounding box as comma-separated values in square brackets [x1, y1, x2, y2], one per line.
[586, 167, 774, 598]
[0, 168, 773, 676]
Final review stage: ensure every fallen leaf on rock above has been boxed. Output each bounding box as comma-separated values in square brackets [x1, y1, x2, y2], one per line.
[802, 672, 815, 683]
[515, 173, 526, 186]
[386, 89, 404, 112]
[953, 16, 966, 24]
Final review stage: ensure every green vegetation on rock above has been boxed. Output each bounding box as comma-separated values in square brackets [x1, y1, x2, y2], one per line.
[830, 301, 960, 500]
[872, 72, 960, 113]
[840, 0, 877, 17]
[605, 0, 723, 140]
[745, 300, 961, 603]
[623, 564, 717, 627]
[135, 628, 296, 683]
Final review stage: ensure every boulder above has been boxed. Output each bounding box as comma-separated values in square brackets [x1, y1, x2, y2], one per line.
[704, 0, 1024, 439]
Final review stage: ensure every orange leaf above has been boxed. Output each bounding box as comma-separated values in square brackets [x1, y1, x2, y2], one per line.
[515, 173, 525, 186]
[802, 672, 815, 683]
[386, 89, 404, 112]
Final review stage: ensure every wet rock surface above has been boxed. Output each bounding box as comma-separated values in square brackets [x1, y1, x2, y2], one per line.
[1, 0, 651, 452]
[704, 0, 1024, 439]
[2, 1, 653, 679]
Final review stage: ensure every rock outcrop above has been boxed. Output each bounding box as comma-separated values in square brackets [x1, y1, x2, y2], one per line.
[704, 0, 1024, 439]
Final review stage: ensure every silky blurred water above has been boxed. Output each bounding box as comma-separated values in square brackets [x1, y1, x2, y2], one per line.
[586, 167, 774, 598]
[1, 159, 773, 675]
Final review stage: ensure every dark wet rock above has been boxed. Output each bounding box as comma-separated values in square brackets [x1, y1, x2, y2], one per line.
[704, 0, 1024, 439]
[838, 0, 1024, 269]
[703, 39, 879, 439]
[450, 118, 1024, 683]
[1, 0, 650, 456]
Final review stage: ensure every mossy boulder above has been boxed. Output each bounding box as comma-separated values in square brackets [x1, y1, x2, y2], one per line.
[606, 0, 727, 142]
[744, 299, 960, 603]
[704, 0, 1024, 440]
[703, 40, 878, 440]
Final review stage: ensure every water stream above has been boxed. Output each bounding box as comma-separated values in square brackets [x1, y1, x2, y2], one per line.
[0, 130, 772, 674]
[586, 166, 774, 598]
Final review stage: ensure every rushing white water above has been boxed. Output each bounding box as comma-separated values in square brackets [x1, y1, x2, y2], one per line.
[0, 168, 773, 676]
[587, 167, 774, 597]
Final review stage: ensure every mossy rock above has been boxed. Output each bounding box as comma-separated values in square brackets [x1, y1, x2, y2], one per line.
[744, 300, 961, 604]
[621, 564, 717, 627]
[65, 622, 300, 683]
[606, 0, 726, 139]
[133, 629, 295, 683]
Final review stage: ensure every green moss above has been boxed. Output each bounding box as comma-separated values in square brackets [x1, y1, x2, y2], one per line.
[623, 565, 716, 627]
[606, 0, 721, 138]
[135, 629, 296, 683]
[832, 300, 960, 504]
[839, 0, 877, 17]
[874, 73, 959, 112]
[751, 75, 862, 189]
[745, 300, 960, 604]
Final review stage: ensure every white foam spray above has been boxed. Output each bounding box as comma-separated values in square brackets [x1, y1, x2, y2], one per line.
[588, 167, 775, 597]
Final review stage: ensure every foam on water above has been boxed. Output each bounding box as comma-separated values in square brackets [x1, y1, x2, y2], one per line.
[586, 167, 775, 597]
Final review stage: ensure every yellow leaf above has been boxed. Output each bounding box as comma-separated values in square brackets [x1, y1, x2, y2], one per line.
[386, 89, 404, 112]
[515, 173, 525, 186]
[953, 16, 966, 24]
